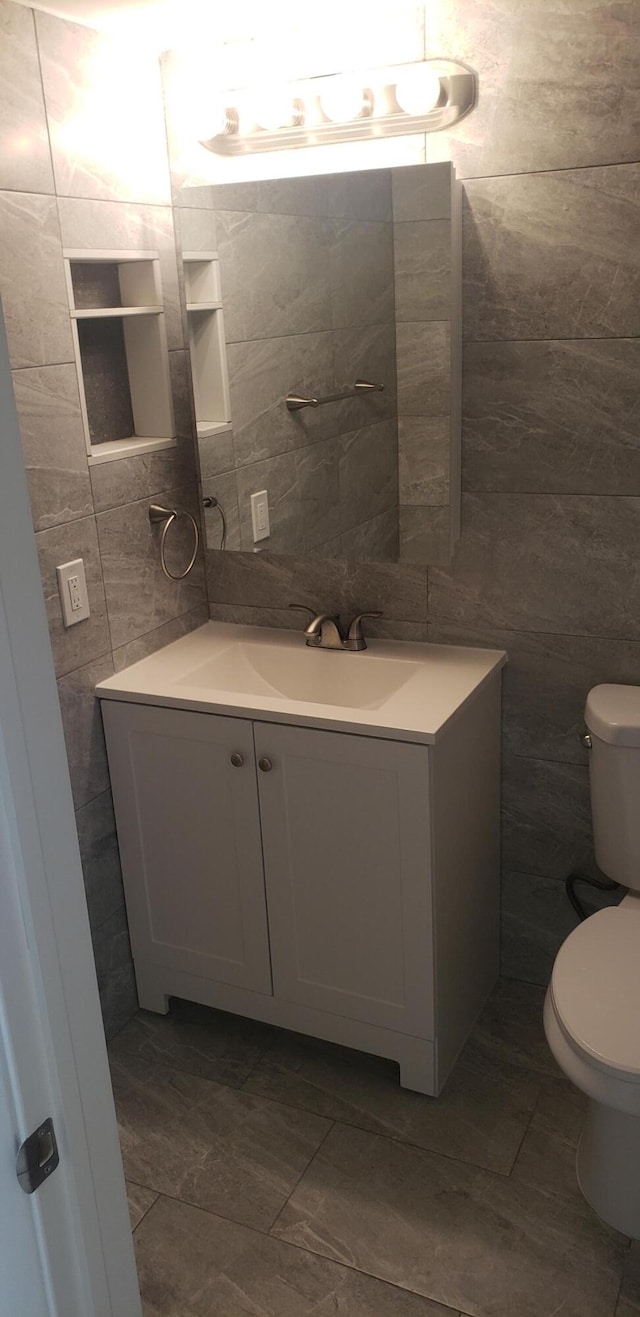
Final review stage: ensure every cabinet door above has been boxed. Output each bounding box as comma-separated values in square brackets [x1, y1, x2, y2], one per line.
[101, 702, 272, 994]
[254, 722, 434, 1036]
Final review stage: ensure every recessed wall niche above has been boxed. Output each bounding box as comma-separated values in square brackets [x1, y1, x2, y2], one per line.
[63, 250, 175, 466]
[183, 251, 231, 441]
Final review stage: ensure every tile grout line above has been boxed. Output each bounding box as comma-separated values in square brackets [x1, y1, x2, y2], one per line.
[241, 1072, 524, 1178]
[87, 899, 126, 942]
[426, 618, 640, 644]
[506, 751, 590, 769]
[238, 1031, 282, 1090]
[462, 334, 640, 345]
[55, 644, 113, 686]
[11, 358, 77, 372]
[36, 509, 102, 541]
[612, 1258, 627, 1315]
[74, 783, 113, 811]
[266, 1198, 472, 1314]
[110, 603, 209, 660]
[459, 158, 640, 184]
[94, 478, 201, 520]
[266, 1118, 336, 1239]
[116, 1026, 545, 1179]
[116, 1009, 555, 1178]
[131, 1185, 466, 1314]
[506, 1075, 544, 1179]
[130, 1191, 159, 1236]
[619, 1239, 638, 1312]
[224, 320, 400, 347]
[458, 491, 640, 500]
[116, 993, 619, 1310]
[0, 181, 173, 209]
[127, 1183, 278, 1234]
[31, 8, 57, 201]
[228, 415, 401, 479]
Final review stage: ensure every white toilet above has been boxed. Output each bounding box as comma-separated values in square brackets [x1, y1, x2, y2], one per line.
[544, 683, 640, 1238]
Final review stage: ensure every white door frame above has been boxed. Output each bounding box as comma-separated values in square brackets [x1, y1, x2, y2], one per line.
[0, 301, 141, 1315]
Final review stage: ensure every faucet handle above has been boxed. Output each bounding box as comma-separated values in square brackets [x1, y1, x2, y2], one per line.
[347, 610, 382, 635]
[346, 610, 383, 651]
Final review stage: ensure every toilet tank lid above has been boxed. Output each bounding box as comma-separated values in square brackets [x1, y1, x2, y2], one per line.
[585, 684, 640, 746]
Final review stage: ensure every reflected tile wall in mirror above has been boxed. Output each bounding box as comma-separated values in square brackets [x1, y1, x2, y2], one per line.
[178, 164, 461, 566]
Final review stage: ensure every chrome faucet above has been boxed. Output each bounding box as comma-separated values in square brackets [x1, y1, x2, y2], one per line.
[289, 605, 382, 652]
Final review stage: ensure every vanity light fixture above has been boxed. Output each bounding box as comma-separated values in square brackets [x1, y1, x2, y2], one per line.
[200, 59, 476, 156]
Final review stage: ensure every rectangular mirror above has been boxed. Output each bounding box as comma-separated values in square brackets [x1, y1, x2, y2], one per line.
[176, 162, 461, 565]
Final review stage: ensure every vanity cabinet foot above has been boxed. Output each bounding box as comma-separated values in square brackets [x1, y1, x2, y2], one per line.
[398, 1040, 438, 1095]
[134, 964, 169, 1015]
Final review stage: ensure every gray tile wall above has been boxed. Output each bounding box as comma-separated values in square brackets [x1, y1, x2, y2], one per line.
[180, 173, 400, 558]
[3, 0, 631, 1016]
[425, 0, 640, 984]
[0, 1, 206, 1037]
[169, 0, 640, 988]
[392, 163, 454, 564]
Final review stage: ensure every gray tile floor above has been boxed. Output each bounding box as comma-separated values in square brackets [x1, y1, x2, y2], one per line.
[109, 981, 640, 1317]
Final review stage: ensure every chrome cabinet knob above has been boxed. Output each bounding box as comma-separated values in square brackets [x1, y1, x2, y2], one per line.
[230, 752, 244, 767]
[258, 757, 272, 773]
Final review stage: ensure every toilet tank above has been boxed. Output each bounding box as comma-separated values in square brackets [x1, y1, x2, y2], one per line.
[585, 684, 640, 891]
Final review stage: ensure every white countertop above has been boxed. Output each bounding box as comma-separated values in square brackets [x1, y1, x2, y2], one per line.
[96, 622, 506, 745]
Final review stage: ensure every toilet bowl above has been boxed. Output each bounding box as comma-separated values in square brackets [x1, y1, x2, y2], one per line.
[543, 684, 640, 1238]
[544, 898, 640, 1235]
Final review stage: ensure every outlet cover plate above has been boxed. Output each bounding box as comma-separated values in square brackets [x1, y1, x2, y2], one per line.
[250, 489, 270, 542]
[56, 558, 90, 627]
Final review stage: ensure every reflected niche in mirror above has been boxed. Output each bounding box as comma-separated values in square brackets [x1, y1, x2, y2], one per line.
[179, 162, 461, 565]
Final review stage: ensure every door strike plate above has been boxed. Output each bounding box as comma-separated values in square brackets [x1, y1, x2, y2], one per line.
[16, 1117, 59, 1194]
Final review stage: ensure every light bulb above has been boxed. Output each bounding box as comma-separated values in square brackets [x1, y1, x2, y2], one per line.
[394, 65, 442, 116]
[205, 107, 239, 138]
[253, 92, 301, 131]
[320, 77, 370, 123]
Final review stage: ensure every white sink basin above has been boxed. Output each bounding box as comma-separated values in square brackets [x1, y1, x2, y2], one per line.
[96, 622, 506, 745]
[177, 641, 424, 710]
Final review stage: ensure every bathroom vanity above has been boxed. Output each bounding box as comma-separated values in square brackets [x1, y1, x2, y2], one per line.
[97, 623, 505, 1095]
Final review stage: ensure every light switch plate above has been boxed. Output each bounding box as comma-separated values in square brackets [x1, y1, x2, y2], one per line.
[250, 489, 270, 542]
[56, 558, 90, 627]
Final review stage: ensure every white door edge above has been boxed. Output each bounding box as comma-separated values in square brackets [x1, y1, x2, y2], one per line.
[0, 299, 141, 1315]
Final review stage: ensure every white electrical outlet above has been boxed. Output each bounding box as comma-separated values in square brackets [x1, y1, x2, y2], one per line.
[56, 558, 90, 627]
[250, 490, 270, 543]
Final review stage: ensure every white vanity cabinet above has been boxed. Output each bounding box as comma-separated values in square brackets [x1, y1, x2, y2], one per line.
[101, 702, 272, 995]
[254, 722, 434, 1040]
[99, 626, 504, 1097]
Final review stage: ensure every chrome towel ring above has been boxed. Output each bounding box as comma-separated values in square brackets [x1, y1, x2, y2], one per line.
[148, 503, 199, 581]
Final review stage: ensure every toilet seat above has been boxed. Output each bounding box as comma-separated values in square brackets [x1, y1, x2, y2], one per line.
[544, 908, 640, 1238]
[550, 907, 640, 1083]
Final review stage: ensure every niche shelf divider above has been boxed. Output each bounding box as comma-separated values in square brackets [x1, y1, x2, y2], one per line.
[183, 251, 231, 441]
[63, 249, 176, 466]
